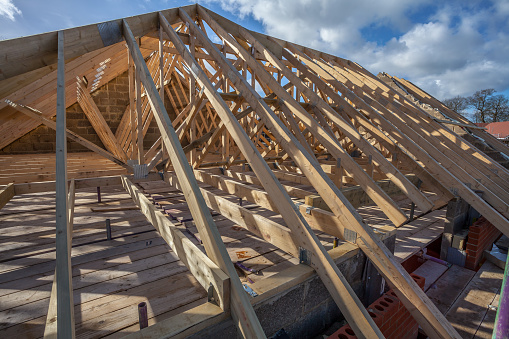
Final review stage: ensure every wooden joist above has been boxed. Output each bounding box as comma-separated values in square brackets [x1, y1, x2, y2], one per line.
[121, 175, 229, 309]
[0, 183, 14, 210]
[165, 172, 299, 257]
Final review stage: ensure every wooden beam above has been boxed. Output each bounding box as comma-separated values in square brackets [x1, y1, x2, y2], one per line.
[9, 101, 129, 168]
[170, 9, 383, 337]
[316, 54, 509, 201]
[0, 5, 197, 81]
[218, 168, 314, 199]
[192, 169, 366, 240]
[135, 67, 144, 163]
[54, 30, 75, 338]
[305, 175, 421, 211]
[273, 45, 433, 213]
[121, 175, 230, 309]
[0, 183, 14, 210]
[290, 45, 509, 233]
[165, 172, 298, 256]
[77, 81, 128, 161]
[5, 173, 161, 195]
[210, 16, 409, 227]
[129, 51, 137, 158]
[126, 16, 264, 337]
[387, 75, 509, 159]
[199, 9, 462, 338]
[434, 119, 486, 130]
[44, 179, 75, 339]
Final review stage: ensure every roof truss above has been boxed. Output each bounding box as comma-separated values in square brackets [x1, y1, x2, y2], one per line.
[1, 3, 508, 339]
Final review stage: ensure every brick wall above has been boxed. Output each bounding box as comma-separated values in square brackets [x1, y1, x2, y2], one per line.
[465, 217, 501, 270]
[0, 71, 162, 155]
[329, 274, 425, 339]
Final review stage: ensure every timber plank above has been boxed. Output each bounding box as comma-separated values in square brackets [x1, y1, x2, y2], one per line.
[445, 261, 503, 338]
[426, 265, 476, 315]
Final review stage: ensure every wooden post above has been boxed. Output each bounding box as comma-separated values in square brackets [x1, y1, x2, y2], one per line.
[129, 52, 137, 160]
[159, 25, 166, 163]
[136, 66, 144, 164]
[54, 30, 75, 338]
[189, 31, 197, 164]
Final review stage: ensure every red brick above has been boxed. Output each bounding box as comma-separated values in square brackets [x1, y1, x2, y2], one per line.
[367, 310, 383, 327]
[410, 273, 425, 290]
[328, 325, 357, 339]
[469, 226, 481, 234]
[468, 231, 480, 240]
[466, 243, 478, 252]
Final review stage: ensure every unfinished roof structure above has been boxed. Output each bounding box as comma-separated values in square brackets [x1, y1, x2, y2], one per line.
[0, 4, 508, 339]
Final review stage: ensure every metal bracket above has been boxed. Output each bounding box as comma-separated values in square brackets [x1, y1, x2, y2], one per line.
[344, 228, 357, 243]
[133, 164, 148, 179]
[97, 21, 123, 47]
[299, 247, 311, 265]
[243, 284, 258, 297]
[207, 283, 215, 302]
[305, 206, 314, 214]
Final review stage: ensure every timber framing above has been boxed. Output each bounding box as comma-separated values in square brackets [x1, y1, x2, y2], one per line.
[0, 3, 508, 339]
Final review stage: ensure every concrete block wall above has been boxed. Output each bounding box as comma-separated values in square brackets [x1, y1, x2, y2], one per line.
[329, 274, 425, 339]
[189, 235, 396, 338]
[440, 197, 471, 262]
[0, 71, 162, 155]
[465, 217, 501, 270]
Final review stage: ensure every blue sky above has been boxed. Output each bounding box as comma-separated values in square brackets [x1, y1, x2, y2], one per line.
[1, 0, 508, 100]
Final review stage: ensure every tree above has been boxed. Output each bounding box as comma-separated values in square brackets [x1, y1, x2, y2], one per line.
[443, 95, 468, 115]
[468, 88, 495, 123]
[487, 94, 509, 122]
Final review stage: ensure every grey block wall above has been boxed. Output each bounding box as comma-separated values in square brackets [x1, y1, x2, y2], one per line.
[189, 234, 396, 339]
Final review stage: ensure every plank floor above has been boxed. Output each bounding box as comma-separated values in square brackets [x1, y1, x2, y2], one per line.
[419, 260, 504, 338]
[0, 186, 206, 338]
[0, 165, 454, 338]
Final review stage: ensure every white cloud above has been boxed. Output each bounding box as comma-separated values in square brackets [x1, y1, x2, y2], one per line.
[198, 0, 509, 100]
[0, 0, 21, 21]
